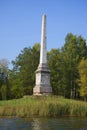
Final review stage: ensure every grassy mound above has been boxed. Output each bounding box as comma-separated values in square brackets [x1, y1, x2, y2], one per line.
[0, 96, 87, 117]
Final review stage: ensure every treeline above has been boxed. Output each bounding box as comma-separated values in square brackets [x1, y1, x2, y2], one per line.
[0, 33, 87, 100]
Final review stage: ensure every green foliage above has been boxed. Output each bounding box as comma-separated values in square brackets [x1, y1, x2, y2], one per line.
[48, 33, 87, 98]
[48, 49, 66, 96]
[78, 58, 87, 100]
[0, 60, 10, 100]
[9, 43, 40, 98]
[62, 33, 87, 98]
[1, 84, 7, 100]
[0, 59, 9, 73]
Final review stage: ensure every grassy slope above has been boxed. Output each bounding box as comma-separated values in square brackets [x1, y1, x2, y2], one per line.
[0, 96, 87, 117]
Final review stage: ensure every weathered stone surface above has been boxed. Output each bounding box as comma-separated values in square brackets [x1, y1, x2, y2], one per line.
[33, 86, 52, 95]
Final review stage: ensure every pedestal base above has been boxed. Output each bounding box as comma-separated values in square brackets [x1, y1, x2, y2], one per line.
[33, 63, 52, 95]
[33, 85, 52, 95]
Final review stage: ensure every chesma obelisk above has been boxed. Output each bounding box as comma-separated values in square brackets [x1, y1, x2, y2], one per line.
[33, 14, 52, 95]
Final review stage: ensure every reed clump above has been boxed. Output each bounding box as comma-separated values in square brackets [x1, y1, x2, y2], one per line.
[0, 96, 87, 117]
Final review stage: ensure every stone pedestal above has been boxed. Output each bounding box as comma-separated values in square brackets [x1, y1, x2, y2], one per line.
[33, 63, 52, 95]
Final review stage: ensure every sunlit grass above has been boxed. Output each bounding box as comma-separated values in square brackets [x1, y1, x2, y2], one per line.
[0, 96, 87, 117]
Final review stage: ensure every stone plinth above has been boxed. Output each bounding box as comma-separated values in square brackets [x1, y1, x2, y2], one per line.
[33, 86, 52, 95]
[33, 63, 52, 95]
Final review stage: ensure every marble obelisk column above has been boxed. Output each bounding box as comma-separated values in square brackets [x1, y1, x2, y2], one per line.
[33, 14, 52, 95]
[40, 14, 47, 64]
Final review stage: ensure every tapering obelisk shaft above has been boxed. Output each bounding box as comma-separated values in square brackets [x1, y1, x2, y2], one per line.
[33, 14, 52, 95]
[40, 15, 47, 64]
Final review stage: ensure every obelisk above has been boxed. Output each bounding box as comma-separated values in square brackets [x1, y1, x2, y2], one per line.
[33, 14, 52, 95]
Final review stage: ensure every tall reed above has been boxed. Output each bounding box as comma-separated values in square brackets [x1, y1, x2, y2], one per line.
[0, 96, 87, 117]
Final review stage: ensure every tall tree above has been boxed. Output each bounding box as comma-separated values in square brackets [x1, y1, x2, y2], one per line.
[62, 33, 87, 98]
[48, 49, 66, 96]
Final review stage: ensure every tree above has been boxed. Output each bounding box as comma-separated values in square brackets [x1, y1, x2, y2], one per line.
[1, 84, 7, 100]
[61, 33, 87, 98]
[48, 49, 66, 96]
[48, 33, 87, 98]
[0, 59, 9, 73]
[78, 58, 87, 101]
[9, 43, 40, 98]
[0, 59, 10, 100]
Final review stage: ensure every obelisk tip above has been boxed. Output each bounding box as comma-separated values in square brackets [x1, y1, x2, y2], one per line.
[43, 14, 46, 17]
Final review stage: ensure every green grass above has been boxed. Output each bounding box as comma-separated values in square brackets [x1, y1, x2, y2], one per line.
[0, 96, 87, 117]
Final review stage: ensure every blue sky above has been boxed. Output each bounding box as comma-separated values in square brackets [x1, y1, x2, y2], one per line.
[0, 0, 87, 68]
